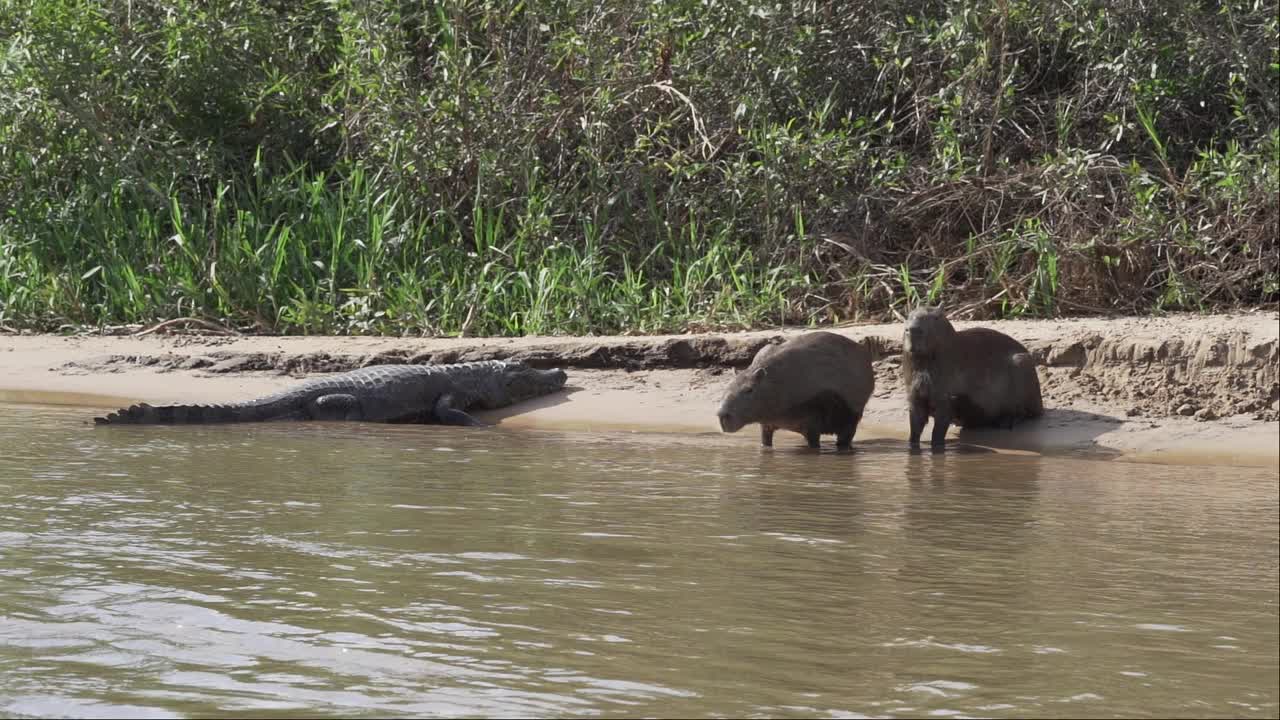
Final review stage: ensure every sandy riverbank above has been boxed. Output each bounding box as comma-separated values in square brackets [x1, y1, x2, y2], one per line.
[2, 311, 1277, 467]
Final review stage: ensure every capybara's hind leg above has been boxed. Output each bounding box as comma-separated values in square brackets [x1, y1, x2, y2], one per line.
[1011, 352, 1044, 418]
[805, 428, 821, 449]
[835, 429, 852, 449]
[836, 414, 859, 449]
[930, 402, 952, 448]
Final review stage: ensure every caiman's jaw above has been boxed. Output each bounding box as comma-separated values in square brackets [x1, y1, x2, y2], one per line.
[503, 364, 568, 403]
[540, 368, 568, 391]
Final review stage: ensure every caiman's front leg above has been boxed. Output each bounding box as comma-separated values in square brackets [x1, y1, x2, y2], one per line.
[434, 394, 485, 427]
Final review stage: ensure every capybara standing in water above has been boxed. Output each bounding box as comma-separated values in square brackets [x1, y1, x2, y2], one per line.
[717, 331, 875, 449]
[901, 306, 1043, 448]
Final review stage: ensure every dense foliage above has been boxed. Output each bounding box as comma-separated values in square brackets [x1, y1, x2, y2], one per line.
[1, 0, 1276, 335]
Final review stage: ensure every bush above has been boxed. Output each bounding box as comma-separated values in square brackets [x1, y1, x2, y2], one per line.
[1, 0, 1276, 334]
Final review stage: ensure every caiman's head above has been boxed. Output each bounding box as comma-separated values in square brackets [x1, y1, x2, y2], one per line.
[500, 360, 568, 403]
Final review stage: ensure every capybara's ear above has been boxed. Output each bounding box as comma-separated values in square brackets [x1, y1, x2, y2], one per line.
[753, 366, 769, 380]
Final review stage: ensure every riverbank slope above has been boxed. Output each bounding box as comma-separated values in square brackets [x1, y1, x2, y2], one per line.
[2, 312, 1276, 467]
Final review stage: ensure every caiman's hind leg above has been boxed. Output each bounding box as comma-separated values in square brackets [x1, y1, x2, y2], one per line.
[434, 394, 485, 427]
[308, 394, 364, 421]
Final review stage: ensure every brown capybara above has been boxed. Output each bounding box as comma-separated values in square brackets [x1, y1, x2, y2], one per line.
[901, 306, 1044, 448]
[717, 331, 875, 449]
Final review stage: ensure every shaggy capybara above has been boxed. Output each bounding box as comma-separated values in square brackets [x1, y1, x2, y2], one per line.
[717, 331, 875, 449]
[901, 306, 1043, 448]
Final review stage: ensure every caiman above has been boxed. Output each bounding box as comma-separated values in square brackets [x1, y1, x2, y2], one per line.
[93, 360, 568, 426]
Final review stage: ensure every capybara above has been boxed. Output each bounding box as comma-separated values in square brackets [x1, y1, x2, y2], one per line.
[717, 331, 875, 449]
[901, 306, 1043, 448]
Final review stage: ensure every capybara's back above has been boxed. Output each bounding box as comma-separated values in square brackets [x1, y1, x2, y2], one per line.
[716, 331, 875, 448]
[949, 327, 1044, 428]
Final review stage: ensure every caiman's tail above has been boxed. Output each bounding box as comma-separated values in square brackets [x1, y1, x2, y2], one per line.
[94, 402, 266, 425]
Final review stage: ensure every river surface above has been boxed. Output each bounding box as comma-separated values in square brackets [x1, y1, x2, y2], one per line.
[1, 404, 1276, 718]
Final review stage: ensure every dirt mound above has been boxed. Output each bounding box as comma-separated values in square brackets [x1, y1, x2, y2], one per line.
[1030, 332, 1279, 422]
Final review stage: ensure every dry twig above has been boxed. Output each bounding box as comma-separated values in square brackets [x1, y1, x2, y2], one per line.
[132, 317, 242, 337]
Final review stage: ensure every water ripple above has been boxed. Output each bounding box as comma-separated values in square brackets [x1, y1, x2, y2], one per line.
[0, 406, 1275, 717]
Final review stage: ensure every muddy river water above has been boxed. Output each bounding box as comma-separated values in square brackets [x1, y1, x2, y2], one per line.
[0, 404, 1276, 718]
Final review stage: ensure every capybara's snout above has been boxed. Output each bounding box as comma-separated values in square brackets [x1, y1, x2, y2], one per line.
[905, 324, 925, 349]
[717, 411, 745, 434]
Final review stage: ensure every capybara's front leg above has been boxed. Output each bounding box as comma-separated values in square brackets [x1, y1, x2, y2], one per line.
[930, 395, 952, 448]
[908, 401, 928, 448]
[760, 424, 776, 447]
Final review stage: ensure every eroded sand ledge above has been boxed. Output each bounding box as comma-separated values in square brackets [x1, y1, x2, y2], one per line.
[2, 312, 1277, 467]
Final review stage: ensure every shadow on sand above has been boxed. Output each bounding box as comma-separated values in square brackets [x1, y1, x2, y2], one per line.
[472, 382, 582, 424]
[955, 407, 1127, 458]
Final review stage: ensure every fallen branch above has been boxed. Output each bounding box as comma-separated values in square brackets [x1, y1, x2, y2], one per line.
[132, 317, 242, 337]
[1056, 297, 1120, 316]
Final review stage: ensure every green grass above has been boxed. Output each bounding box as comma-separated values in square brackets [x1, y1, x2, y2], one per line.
[0, 0, 1276, 335]
[0, 154, 807, 334]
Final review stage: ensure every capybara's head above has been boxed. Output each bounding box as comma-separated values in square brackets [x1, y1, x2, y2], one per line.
[903, 306, 956, 357]
[717, 365, 775, 433]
